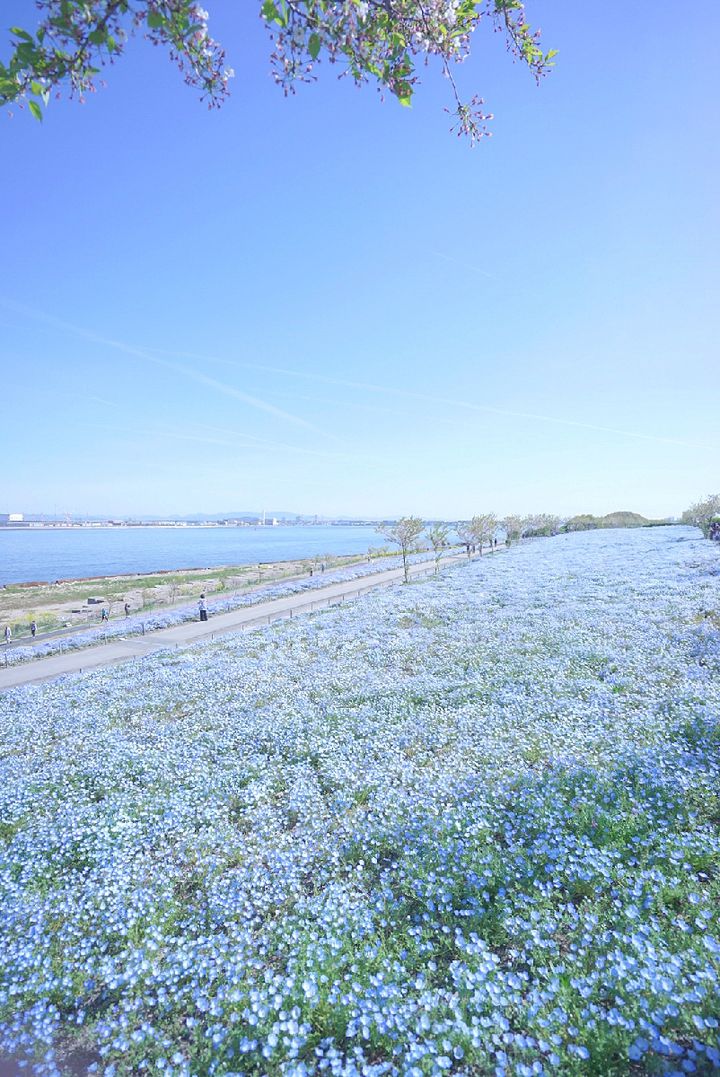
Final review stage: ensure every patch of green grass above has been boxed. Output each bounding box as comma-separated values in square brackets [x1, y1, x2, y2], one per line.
[0, 816, 26, 843]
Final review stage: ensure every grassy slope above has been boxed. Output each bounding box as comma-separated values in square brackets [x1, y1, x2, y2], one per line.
[0, 528, 719, 1076]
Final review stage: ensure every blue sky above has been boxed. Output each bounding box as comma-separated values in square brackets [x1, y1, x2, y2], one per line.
[1, 1, 718, 519]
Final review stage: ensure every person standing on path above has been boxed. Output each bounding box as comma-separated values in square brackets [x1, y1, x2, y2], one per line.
[30, 621, 37, 638]
[124, 602, 130, 617]
[199, 594, 208, 622]
[4, 626, 11, 644]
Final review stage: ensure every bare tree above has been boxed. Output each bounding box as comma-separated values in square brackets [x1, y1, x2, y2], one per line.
[522, 513, 561, 538]
[479, 513, 498, 553]
[456, 521, 476, 558]
[456, 514, 497, 556]
[485, 514, 499, 552]
[425, 523, 450, 574]
[682, 495, 720, 538]
[377, 517, 424, 583]
[473, 514, 498, 554]
[503, 514, 524, 544]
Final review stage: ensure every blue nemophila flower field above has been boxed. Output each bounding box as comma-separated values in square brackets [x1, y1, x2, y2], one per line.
[1, 527, 719, 1077]
[4, 552, 441, 668]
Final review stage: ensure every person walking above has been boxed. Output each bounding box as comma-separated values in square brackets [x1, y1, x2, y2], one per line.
[199, 594, 208, 622]
[4, 625, 11, 644]
[124, 602, 130, 617]
[101, 607, 109, 622]
[30, 620, 37, 638]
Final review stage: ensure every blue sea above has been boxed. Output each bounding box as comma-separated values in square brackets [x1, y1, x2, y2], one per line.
[0, 525, 384, 585]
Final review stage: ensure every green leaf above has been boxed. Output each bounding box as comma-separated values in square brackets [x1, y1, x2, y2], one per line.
[261, 0, 278, 18]
[28, 99, 42, 122]
[395, 79, 413, 106]
[146, 10, 164, 29]
[30, 80, 43, 96]
[0, 76, 19, 103]
[308, 33, 321, 60]
[10, 28, 34, 42]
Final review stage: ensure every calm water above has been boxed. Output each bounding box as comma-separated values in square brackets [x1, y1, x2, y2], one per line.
[0, 526, 384, 585]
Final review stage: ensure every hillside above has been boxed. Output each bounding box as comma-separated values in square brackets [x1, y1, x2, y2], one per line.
[563, 509, 655, 531]
[1, 529, 719, 1076]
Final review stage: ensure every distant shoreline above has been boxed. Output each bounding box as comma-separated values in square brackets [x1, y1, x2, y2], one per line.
[5, 552, 370, 589]
[0, 548, 397, 639]
[0, 523, 376, 531]
[0, 521, 380, 529]
[0, 523, 386, 588]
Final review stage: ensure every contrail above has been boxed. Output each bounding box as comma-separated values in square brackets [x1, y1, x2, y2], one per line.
[134, 345, 710, 451]
[148, 425, 381, 462]
[433, 250, 498, 280]
[82, 419, 381, 463]
[15, 300, 703, 452]
[59, 391, 122, 412]
[0, 298, 329, 438]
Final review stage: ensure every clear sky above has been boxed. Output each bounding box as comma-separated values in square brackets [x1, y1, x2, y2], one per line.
[1, 1, 718, 520]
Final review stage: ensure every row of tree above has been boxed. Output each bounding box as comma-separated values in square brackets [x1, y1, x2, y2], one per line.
[377, 513, 562, 583]
[681, 495, 720, 538]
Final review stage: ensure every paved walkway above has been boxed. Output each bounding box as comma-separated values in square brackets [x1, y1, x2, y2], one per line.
[0, 555, 477, 691]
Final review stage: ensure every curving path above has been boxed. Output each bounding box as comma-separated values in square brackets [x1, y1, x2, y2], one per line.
[0, 554, 487, 691]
